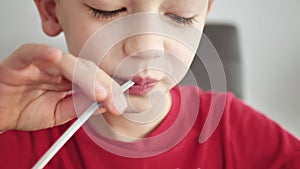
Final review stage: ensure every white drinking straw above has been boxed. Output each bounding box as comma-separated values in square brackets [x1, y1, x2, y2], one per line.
[33, 81, 134, 169]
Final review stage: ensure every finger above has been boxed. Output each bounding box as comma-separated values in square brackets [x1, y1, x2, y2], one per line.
[8, 43, 62, 69]
[34, 80, 72, 92]
[57, 54, 127, 115]
[54, 91, 104, 126]
[0, 44, 64, 86]
[25, 60, 72, 87]
[88, 62, 128, 115]
[76, 64, 127, 115]
[57, 54, 109, 102]
[54, 94, 81, 126]
[102, 81, 128, 115]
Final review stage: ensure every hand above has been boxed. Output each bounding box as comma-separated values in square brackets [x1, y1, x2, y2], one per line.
[0, 44, 126, 131]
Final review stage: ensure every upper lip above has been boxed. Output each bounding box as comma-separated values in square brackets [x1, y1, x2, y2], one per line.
[132, 76, 158, 86]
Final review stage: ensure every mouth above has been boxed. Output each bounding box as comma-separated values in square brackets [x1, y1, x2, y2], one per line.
[128, 76, 158, 96]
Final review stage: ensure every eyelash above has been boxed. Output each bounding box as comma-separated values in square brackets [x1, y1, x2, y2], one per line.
[165, 13, 195, 26]
[88, 7, 196, 26]
[89, 7, 127, 20]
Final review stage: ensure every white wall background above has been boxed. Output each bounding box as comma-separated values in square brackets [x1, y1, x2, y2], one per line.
[207, 0, 300, 137]
[0, 1, 299, 137]
[0, 1, 67, 54]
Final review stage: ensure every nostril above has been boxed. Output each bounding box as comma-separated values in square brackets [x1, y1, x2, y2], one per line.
[129, 49, 164, 60]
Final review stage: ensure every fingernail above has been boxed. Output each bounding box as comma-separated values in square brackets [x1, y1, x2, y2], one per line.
[98, 107, 107, 114]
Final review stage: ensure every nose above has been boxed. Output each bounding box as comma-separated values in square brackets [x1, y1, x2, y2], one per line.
[123, 34, 164, 59]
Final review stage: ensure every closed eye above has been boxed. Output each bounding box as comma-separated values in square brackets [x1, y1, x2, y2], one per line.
[88, 6, 127, 20]
[87, 5, 196, 26]
[166, 13, 196, 26]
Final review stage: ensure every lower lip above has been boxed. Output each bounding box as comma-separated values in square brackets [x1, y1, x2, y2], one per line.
[129, 82, 157, 95]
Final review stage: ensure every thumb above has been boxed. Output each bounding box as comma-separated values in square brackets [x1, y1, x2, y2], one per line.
[53, 91, 95, 126]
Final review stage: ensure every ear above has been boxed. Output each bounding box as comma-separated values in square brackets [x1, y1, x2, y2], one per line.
[34, 0, 62, 36]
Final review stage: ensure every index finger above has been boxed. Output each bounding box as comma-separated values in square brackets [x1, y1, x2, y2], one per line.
[57, 53, 109, 102]
[7, 44, 62, 69]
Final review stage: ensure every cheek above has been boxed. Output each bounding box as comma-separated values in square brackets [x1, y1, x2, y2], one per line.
[98, 43, 125, 76]
[58, 6, 105, 56]
[164, 39, 195, 67]
[64, 25, 100, 56]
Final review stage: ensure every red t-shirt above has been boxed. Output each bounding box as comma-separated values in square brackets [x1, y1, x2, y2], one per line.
[0, 86, 299, 169]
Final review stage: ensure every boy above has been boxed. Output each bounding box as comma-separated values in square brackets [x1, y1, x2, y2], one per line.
[0, 0, 299, 168]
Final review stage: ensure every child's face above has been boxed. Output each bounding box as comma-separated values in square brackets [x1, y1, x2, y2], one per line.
[40, 0, 211, 108]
